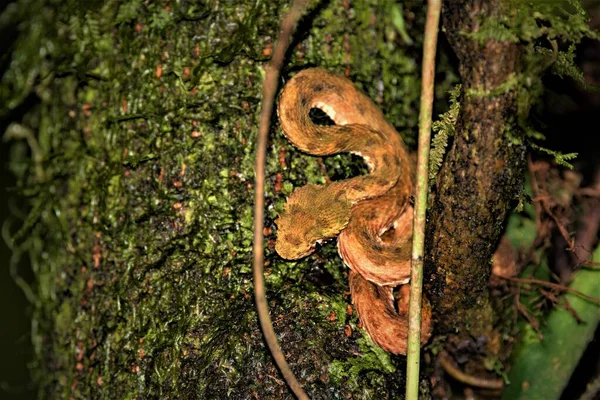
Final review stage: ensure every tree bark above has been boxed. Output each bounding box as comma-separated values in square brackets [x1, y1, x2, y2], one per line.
[425, 0, 525, 373]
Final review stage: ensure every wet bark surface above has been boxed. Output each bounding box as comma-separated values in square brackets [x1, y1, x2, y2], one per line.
[425, 0, 526, 336]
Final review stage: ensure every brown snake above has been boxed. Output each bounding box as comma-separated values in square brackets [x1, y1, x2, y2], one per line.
[275, 68, 432, 354]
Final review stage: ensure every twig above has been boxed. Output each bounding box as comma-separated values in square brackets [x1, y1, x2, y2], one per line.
[501, 276, 600, 304]
[253, 1, 310, 399]
[438, 351, 504, 390]
[572, 166, 600, 267]
[562, 297, 584, 323]
[405, 0, 441, 399]
[516, 293, 543, 340]
[582, 260, 600, 269]
[528, 156, 574, 251]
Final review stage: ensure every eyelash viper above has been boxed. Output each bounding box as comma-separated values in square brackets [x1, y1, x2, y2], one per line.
[275, 68, 432, 354]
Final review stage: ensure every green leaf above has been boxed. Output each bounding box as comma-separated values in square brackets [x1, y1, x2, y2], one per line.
[529, 143, 577, 169]
[389, 3, 413, 45]
[502, 246, 600, 400]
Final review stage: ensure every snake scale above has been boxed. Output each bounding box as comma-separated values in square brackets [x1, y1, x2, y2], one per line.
[275, 68, 432, 354]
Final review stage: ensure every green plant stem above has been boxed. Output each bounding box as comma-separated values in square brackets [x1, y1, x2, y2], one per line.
[405, 0, 441, 398]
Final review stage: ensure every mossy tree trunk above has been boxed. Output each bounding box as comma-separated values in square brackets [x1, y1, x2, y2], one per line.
[422, 0, 595, 390]
[425, 0, 526, 365]
[2, 0, 594, 398]
[3, 0, 433, 398]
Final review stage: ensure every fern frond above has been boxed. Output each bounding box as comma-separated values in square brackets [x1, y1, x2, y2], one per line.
[551, 44, 586, 87]
[530, 143, 577, 169]
[68, 15, 82, 42]
[85, 13, 101, 50]
[429, 84, 461, 182]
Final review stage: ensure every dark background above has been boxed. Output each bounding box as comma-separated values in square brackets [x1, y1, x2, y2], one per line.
[0, 142, 33, 400]
[1, 2, 34, 398]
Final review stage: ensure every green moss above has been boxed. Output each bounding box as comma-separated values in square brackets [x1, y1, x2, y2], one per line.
[458, 0, 598, 121]
[546, 43, 588, 87]
[462, 18, 519, 44]
[329, 336, 399, 392]
[463, 0, 598, 45]
[2, 0, 438, 398]
[460, 0, 597, 170]
[465, 74, 520, 99]
[429, 84, 461, 183]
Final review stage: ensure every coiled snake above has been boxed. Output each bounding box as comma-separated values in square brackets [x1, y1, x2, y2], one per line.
[275, 68, 432, 354]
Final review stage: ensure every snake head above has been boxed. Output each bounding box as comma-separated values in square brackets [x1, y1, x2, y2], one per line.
[275, 210, 321, 260]
[275, 184, 352, 260]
